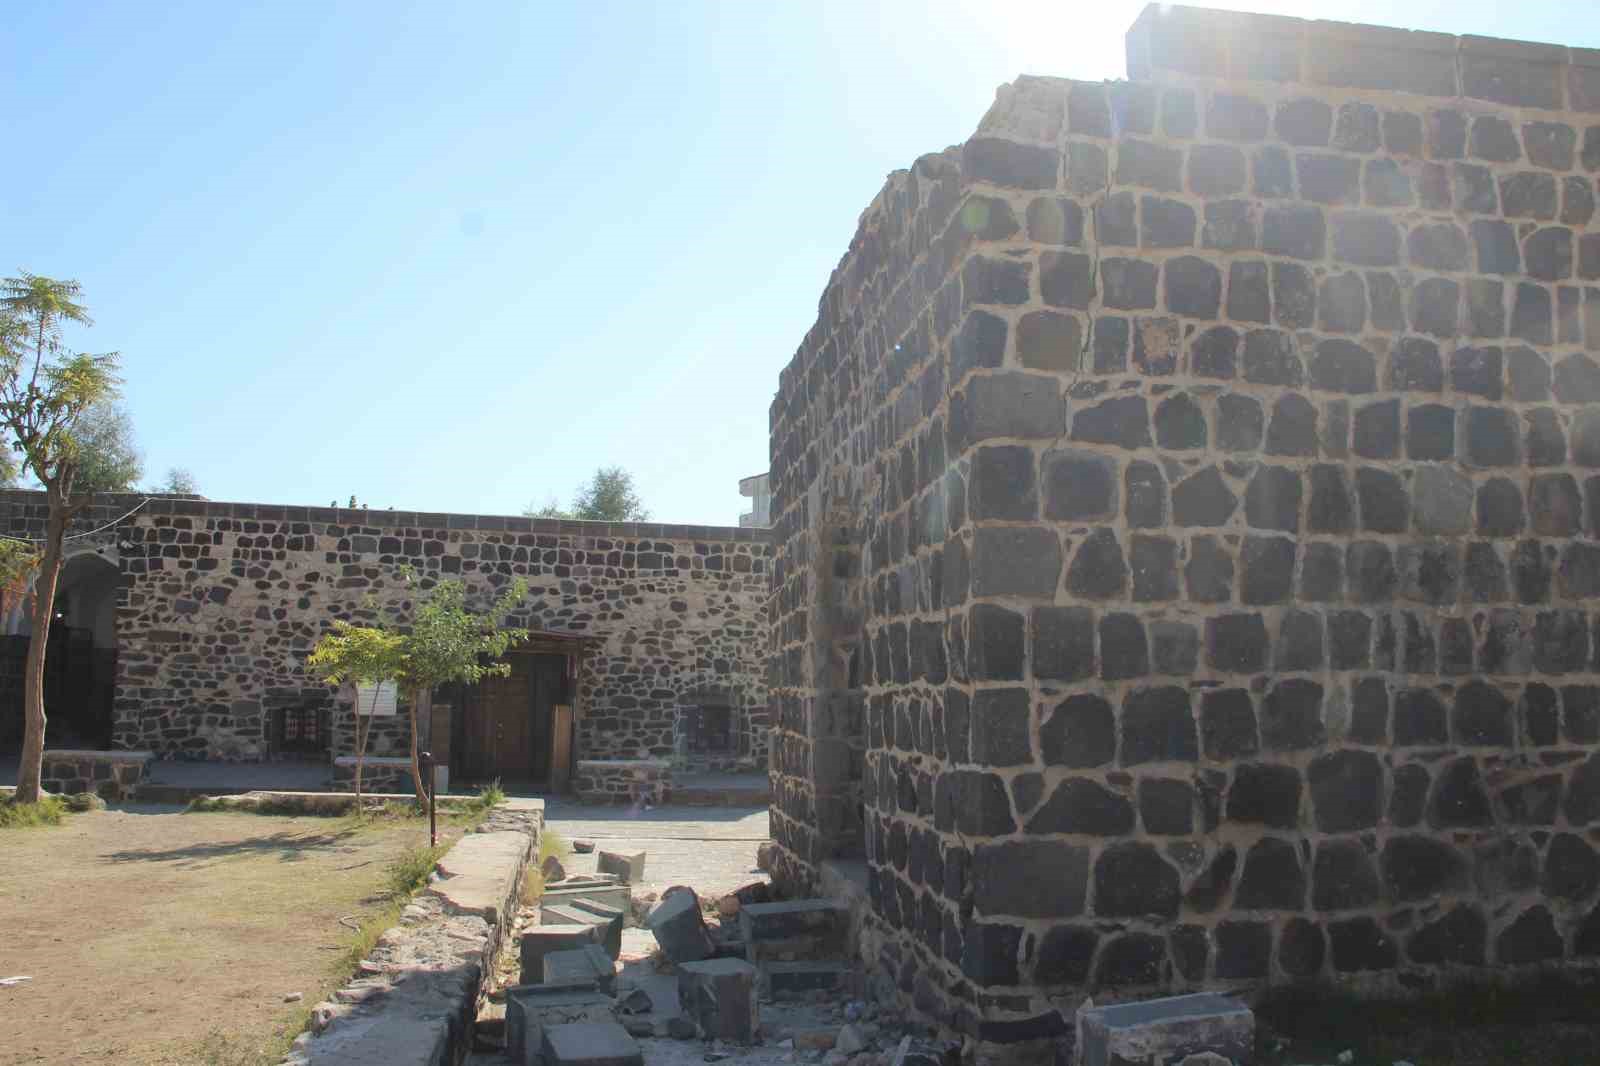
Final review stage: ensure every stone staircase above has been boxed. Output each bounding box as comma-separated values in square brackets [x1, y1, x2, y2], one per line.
[737, 898, 855, 999]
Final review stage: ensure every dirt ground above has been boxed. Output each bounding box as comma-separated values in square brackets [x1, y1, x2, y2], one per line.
[0, 804, 461, 1066]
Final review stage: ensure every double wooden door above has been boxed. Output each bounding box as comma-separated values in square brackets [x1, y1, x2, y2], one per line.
[467, 653, 570, 786]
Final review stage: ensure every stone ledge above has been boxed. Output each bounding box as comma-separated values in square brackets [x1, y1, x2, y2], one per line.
[44, 749, 154, 762]
[281, 798, 541, 1066]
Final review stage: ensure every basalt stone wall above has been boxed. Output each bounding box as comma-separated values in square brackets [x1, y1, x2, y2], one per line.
[770, 3, 1600, 1056]
[0, 492, 769, 769]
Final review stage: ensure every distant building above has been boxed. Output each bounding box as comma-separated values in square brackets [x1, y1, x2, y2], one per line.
[738, 472, 770, 528]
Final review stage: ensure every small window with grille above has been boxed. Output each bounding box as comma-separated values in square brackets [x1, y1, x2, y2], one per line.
[687, 705, 733, 754]
[272, 704, 329, 755]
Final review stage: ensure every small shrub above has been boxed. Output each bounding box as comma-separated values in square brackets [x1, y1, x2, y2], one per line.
[0, 795, 68, 828]
[540, 827, 572, 863]
[383, 843, 448, 900]
[476, 779, 506, 808]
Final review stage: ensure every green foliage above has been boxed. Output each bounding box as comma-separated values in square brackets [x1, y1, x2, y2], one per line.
[540, 827, 572, 862]
[383, 843, 448, 899]
[0, 794, 68, 828]
[396, 573, 531, 694]
[525, 466, 648, 522]
[69, 402, 143, 493]
[473, 779, 506, 809]
[307, 622, 406, 691]
[0, 538, 38, 590]
[158, 467, 198, 494]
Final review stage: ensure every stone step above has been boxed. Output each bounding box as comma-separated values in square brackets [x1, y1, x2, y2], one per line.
[541, 903, 623, 961]
[539, 1021, 643, 1066]
[738, 899, 850, 961]
[503, 985, 615, 1065]
[541, 881, 630, 914]
[519, 923, 603, 986]
[760, 960, 855, 999]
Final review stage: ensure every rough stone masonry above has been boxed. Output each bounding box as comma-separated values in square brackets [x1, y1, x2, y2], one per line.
[767, 3, 1600, 1059]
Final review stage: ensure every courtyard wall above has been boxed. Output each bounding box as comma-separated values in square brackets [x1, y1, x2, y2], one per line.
[0, 491, 770, 771]
[769, 3, 1600, 1054]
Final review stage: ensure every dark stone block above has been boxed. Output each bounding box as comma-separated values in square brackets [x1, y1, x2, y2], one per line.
[971, 526, 1062, 599]
[1578, 410, 1600, 466]
[1190, 324, 1238, 379]
[1130, 535, 1180, 602]
[1094, 933, 1166, 988]
[1501, 171, 1559, 220]
[1313, 839, 1382, 912]
[1267, 259, 1318, 326]
[1115, 139, 1182, 191]
[1526, 411, 1568, 468]
[1411, 277, 1461, 338]
[1454, 163, 1499, 214]
[1523, 120, 1576, 169]
[1201, 689, 1258, 760]
[1364, 157, 1413, 206]
[1311, 338, 1378, 393]
[1217, 393, 1263, 452]
[1513, 539, 1554, 605]
[1042, 449, 1116, 521]
[1187, 535, 1235, 603]
[1408, 906, 1486, 966]
[1245, 467, 1302, 534]
[1100, 257, 1158, 309]
[965, 137, 1059, 189]
[1466, 278, 1506, 337]
[1331, 210, 1399, 265]
[1161, 88, 1197, 138]
[1125, 461, 1166, 528]
[969, 603, 1025, 680]
[1399, 541, 1461, 605]
[1367, 271, 1406, 329]
[1428, 757, 1493, 829]
[1356, 467, 1408, 533]
[1227, 762, 1300, 828]
[1347, 540, 1397, 602]
[1309, 750, 1382, 833]
[1120, 686, 1196, 765]
[1066, 141, 1109, 196]
[1138, 778, 1194, 836]
[1567, 755, 1600, 827]
[1026, 778, 1134, 837]
[1172, 467, 1237, 527]
[1497, 906, 1564, 966]
[1441, 617, 1475, 675]
[1093, 842, 1179, 919]
[1276, 609, 1325, 671]
[1318, 272, 1367, 333]
[970, 445, 1036, 520]
[964, 255, 1031, 306]
[1236, 837, 1305, 910]
[1099, 612, 1149, 681]
[1561, 543, 1600, 599]
[1521, 682, 1560, 747]
[1186, 844, 1238, 914]
[1329, 917, 1398, 973]
[1544, 833, 1600, 902]
[1308, 465, 1353, 533]
[1241, 534, 1296, 604]
[1526, 227, 1574, 282]
[1025, 197, 1084, 246]
[1264, 204, 1327, 259]
[1390, 336, 1443, 392]
[1353, 399, 1400, 459]
[951, 310, 1008, 380]
[1066, 530, 1127, 601]
[1164, 256, 1222, 318]
[1535, 609, 1589, 673]
[971, 689, 1031, 767]
[1469, 115, 1521, 162]
[1150, 620, 1199, 676]
[1531, 473, 1581, 535]
[1350, 677, 1389, 743]
[1071, 395, 1150, 449]
[1409, 221, 1471, 272]
[1040, 693, 1116, 768]
[1035, 925, 1098, 986]
[1389, 765, 1430, 828]
[1092, 315, 1128, 373]
[1254, 143, 1293, 197]
[1208, 613, 1267, 674]
[961, 920, 1023, 985]
[1464, 406, 1519, 468]
[1554, 353, 1600, 404]
[1188, 144, 1248, 199]
[1154, 394, 1205, 451]
[1394, 687, 1448, 746]
[1476, 480, 1525, 538]
[1404, 404, 1455, 462]
[1261, 678, 1325, 752]
[1512, 282, 1554, 344]
[1040, 250, 1096, 310]
[1096, 191, 1137, 246]
[1384, 834, 1468, 902]
[1280, 918, 1326, 978]
[1471, 219, 1522, 276]
[1449, 345, 1504, 400]
[1032, 606, 1094, 683]
[1215, 921, 1270, 979]
[1267, 392, 1318, 454]
[1170, 925, 1209, 982]
[1199, 200, 1256, 255]
[1299, 152, 1361, 204]
[1225, 261, 1269, 323]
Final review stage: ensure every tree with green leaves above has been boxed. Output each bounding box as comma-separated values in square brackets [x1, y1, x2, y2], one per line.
[307, 622, 405, 809]
[0, 273, 123, 804]
[306, 572, 531, 800]
[524, 466, 649, 522]
[157, 466, 197, 495]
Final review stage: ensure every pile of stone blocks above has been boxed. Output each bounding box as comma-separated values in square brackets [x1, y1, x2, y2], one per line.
[739, 898, 855, 999]
[1077, 993, 1253, 1066]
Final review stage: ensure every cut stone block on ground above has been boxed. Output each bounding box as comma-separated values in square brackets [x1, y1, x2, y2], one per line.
[677, 957, 760, 1044]
[539, 1021, 643, 1066]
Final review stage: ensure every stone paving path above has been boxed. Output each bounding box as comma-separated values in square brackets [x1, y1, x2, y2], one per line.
[542, 801, 769, 899]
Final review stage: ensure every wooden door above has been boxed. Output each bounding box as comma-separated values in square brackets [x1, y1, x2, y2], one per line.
[481, 661, 534, 778]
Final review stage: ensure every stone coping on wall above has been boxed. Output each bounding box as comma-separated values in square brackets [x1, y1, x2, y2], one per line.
[575, 758, 673, 769]
[0, 489, 771, 544]
[282, 798, 542, 1066]
[1127, 2, 1600, 112]
[332, 755, 412, 767]
[43, 749, 154, 763]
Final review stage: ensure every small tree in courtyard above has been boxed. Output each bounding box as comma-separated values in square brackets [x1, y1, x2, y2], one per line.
[0, 273, 122, 804]
[306, 622, 405, 809]
[393, 575, 531, 799]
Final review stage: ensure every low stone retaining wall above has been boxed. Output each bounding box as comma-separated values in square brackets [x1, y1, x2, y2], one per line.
[574, 758, 672, 804]
[41, 750, 153, 802]
[332, 755, 415, 795]
[282, 798, 543, 1066]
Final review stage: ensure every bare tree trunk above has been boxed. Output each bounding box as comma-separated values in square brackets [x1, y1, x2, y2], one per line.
[14, 495, 68, 805]
[352, 684, 378, 814]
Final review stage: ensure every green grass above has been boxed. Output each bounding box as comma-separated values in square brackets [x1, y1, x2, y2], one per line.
[1256, 974, 1600, 1066]
[540, 825, 572, 863]
[0, 794, 68, 828]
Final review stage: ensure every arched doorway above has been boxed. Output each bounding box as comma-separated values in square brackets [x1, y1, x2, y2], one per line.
[0, 552, 120, 751]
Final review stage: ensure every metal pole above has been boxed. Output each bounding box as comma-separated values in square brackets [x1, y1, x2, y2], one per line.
[420, 750, 436, 848]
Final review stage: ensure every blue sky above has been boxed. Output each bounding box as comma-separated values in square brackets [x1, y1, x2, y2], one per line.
[5, 1, 1593, 525]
